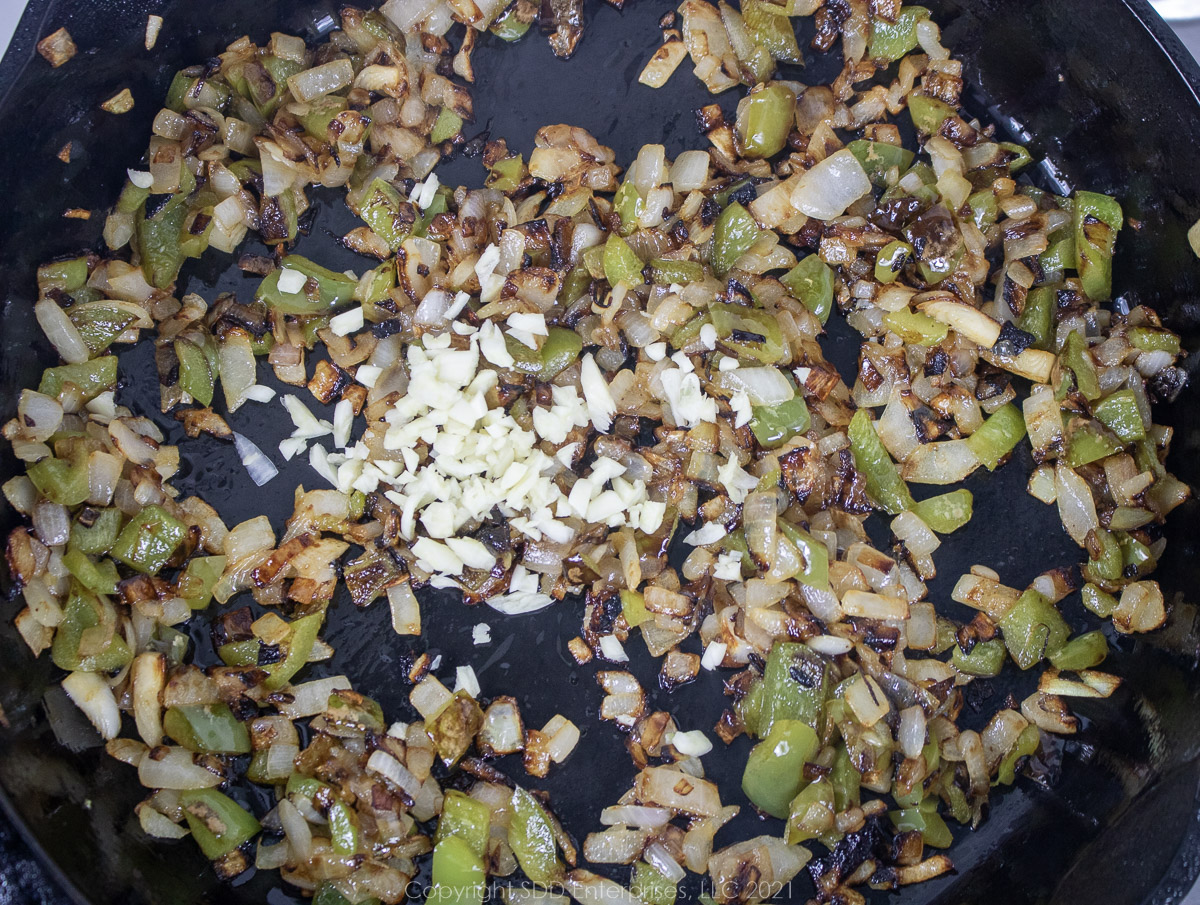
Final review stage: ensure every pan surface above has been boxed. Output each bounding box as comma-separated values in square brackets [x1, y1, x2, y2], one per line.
[2, 1, 1200, 903]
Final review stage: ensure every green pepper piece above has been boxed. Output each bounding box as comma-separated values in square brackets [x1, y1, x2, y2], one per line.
[111, 505, 187, 574]
[1062, 330, 1101, 401]
[257, 56, 303, 115]
[28, 452, 90, 507]
[1039, 236, 1075, 274]
[1018, 286, 1055, 351]
[505, 327, 583, 380]
[709, 303, 787, 364]
[750, 396, 810, 449]
[603, 233, 644, 287]
[263, 611, 324, 690]
[486, 154, 525, 192]
[995, 723, 1040, 786]
[1064, 420, 1122, 469]
[1049, 630, 1109, 671]
[1081, 583, 1118, 617]
[39, 257, 90, 293]
[849, 141, 915, 188]
[358, 179, 413, 252]
[966, 189, 998, 230]
[174, 338, 215, 407]
[965, 403, 1026, 471]
[646, 258, 704, 285]
[430, 835, 485, 905]
[848, 409, 915, 515]
[786, 777, 836, 845]
[490, 5, 531, 41]
[559, 266, 593, 308]
[69, 306, 136, 356]
[63, 548, 119, 595]
[758, 642, 830, 737]
[137, 201, 188, 290]
[874, 240, 913, 283]
[218, 639, 260, 668]
[611, 181, 645, 237]
[711, 202, 762, 276]
[39, 356, 118, 402]
[908, 94, 956, 135]
[883, 307, 948, 344]
[328, 799, 360, 856]
[1118, 531, 1155, 576]
[737, 82, 796, 160]
[620, 589, 652, 628]
[742, 719, 819, 818]
[436, 790, 492, 858]
[777, 521, 829, 590]
[508, 787, 565, 887]
[781, 254, 834, 325]
[176, 555, 226, 610]
[51, 587, 133, 672]
[830, 744, 861, 811]
[1128, 326, 1180, 354]
[890, 805, 952, 848]
[70, 508, 123, 555]
[742, 0, 803, 62]
[951, 639, 1006, 677]
[1073, 190, 1122, 301]
[999, 589, 1070, 670]
[179, 789, 261, 860]
[299, 95, 349, 141]
[869, 6, 931, 62]
[414, 190, 449, 238]
[998, 141, 1033, 173]
[1085, 528, 1123, 583]
[632, 861, 677, 905]
[164, 704, 252, 754]
[910, 489, 973, 534]
[257, 255, 358, 315]
[326, 691, 385, 732]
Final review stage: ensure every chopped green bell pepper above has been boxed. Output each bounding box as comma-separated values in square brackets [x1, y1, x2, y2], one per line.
[1081, 583, 1118, 617]
[874, 240, 913, 283]
[951, 639, 1006, 677]
[179, 788, 261, 860]
[995, 724, 1040, 786]
[431, 835, 485, 905]
[508, 787, 564, 887]
[777, 520, 829, 590]
[632, 861, 677, 905]
[781, 254, 834, 325]
[1062, 330, 1101, 401]
[786, 777, 836, 845]
[63, 548, 119, 595]
[750, 396, 810, 448]
[257, 255, 357, 315]
[911, 489, 973, 534]
[908, 94, 955, 135]
[70, 306, 136, 356]
[646, 258, 704, 285]
[965, 403, 1026, 471]
[164, 704, 252, 754]
[1039, 236, 1075, 275]
[620, 589, 652, 628]
[264, 611, 324, 690]
[177, 555, 226, 610]
[884, 307, 948, 344]
[1018, 286, 1055, 351]
[51, 586, 132, 672]
[328, 799, 360, 856]
[39, 356, 118, 401]
[358, 178, 413, 251]
[1048, 630, 1109, 671]
[742, 718, 819, 818]
[604, 233, 644, 287]
[70, 508, 123, 555]
[28, 451, 90, 507]
[999, 589, 1069, 670]
[437, 790, 492, 858]
[1073, 190, 1122, 301]
[754, 642, 830, 738]
[709, 302, 786, 364]
[430, 108, 463, 145]
[1065, 420, 1122, 469]
[1128, 326, 1180, 354]
[174, 337, 215, 407]
[711, 202, 762, 275]
[737, 82, 796, 160]
[505, 326, 583, 380]
[869, 6, 931, 62]
[849, 141, 915, 188]
[111, 505, 187, 575]
[890, 804, 952, 848]
[849, 408, 915, 514]
[138, 201, 188, 290]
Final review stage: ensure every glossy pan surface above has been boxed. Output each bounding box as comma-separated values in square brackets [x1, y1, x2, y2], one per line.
[2, 1, 1200, 903]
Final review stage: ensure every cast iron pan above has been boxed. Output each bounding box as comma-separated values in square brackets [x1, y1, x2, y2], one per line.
[2, 1, 1200, 903]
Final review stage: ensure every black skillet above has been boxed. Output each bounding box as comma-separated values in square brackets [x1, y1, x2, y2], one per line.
[2, 0, 1200, 903]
